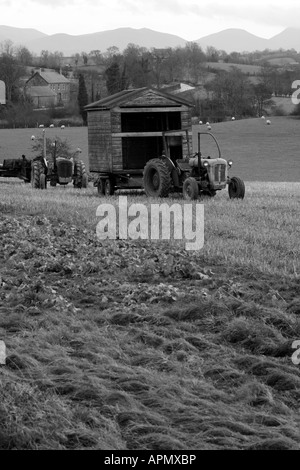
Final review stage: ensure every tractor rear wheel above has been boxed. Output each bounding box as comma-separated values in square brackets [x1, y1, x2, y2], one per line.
[228, 176, 245, 199]
[31, 161, 43, 189]
[75, 160, 88, 188]
[183, 177, 199, 200]
[143, 158, 171, 197]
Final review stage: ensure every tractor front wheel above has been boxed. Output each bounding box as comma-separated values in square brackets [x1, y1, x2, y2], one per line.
[39, 173, 47, 189]
[143, 158, 171, 198]
[228, 177, 245, 199]
[183, 177, 199, 200]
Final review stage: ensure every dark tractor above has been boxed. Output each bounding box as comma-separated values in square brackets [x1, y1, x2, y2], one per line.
[0, 155, 32, 182]
[31, 140, 88, 190]
[143, 130, 245, 200]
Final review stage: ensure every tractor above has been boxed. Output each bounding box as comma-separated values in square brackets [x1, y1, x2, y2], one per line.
[0, 154, 32, 182]
[142, 130, 245, 200]
[30, 132, 88, 190]
[0, 133, 88, 190]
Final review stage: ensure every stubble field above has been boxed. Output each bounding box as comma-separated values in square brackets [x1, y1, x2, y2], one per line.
[0, 116, 299, 450]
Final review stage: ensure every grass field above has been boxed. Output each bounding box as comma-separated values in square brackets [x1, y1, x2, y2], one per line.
[0, 116, 299, 182]
[0, 180, 299, 450]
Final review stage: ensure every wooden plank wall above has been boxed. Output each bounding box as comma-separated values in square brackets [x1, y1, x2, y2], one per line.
[111, 112, 123, 171]
[87, 110, 112, 172]
[181, 109, 192, 156]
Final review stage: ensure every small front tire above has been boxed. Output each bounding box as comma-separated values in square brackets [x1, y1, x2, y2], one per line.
[182, 177, 199, 200]
[39, 173, 47, 189]
[228, 176, 245, 199]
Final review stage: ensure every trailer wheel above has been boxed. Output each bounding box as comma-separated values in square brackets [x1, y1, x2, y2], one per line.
[97, 178, 105, 196]
[81, 173, 88, 189]
[143, 158, 171, 197]
[104, 178, 114, 196]
[74, 160, 88, 188]
[183, 177, 199, 200]
[39, 173, 47, 190]
[228, 176, 245, 199]
[31, 161, 43, 189]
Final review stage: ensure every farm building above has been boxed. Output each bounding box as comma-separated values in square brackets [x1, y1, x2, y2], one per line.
[24, 85, 57, 109]
[25, 69, 71, 108]
[85, 87, 194, 174]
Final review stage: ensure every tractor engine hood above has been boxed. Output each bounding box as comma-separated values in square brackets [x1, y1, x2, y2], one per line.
[188, 156, 228, 168]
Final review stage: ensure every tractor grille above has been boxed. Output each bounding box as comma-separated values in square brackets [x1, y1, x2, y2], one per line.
[56, 159, 73, 178]
[214, 164, 226, 183]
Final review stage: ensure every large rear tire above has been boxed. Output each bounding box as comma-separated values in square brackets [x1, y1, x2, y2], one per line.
[143, 158, 171, 198]
[182, 177, 199, 200]
[31, 161, 43, 189]
[228, 176, 245, 199]
[74, 160, 88, 188]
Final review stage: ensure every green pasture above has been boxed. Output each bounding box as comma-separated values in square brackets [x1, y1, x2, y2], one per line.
[0, 116, 299, 182]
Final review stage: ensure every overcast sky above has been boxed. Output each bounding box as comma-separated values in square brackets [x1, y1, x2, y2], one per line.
[1, 0, 300, 39]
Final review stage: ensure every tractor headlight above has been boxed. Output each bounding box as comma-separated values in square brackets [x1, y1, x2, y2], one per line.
[203, 161, 209, 167]
[228, 160, 233, 167]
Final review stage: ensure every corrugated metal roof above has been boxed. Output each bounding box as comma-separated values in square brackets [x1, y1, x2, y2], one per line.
[85, 87, 193, 110]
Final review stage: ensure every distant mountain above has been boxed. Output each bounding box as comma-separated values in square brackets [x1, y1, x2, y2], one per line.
[0, 25, 300, 55]
[197, 27, 300, 53]
[267, 27, 300, 50]
[196, 28, 269, 53]
[24, 28, 187, 55]
[0, 25, 46, 44]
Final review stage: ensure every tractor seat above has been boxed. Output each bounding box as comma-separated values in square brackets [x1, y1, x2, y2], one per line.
[176, 159, 192, 172]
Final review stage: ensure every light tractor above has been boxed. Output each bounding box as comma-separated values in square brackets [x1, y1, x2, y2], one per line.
[142, 130, 245, 200]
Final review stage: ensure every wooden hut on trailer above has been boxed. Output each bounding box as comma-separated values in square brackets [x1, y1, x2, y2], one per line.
[85, 87, 193, 195]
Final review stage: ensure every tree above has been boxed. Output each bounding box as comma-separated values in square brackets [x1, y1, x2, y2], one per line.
[39, 50, 64, 70]
[0, 53, 25, 102]
[253, 82, 273, 116]
[205, 67, 255, 119]
[77, 74, 89, 125]
[105, 59, 122, 95]
[31, 135, 80, 160]
[15, 46, 34, 66]
[89, 50, 104, 66]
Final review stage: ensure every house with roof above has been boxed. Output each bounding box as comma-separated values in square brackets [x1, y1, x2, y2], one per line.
[25, 69, 71, 108]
